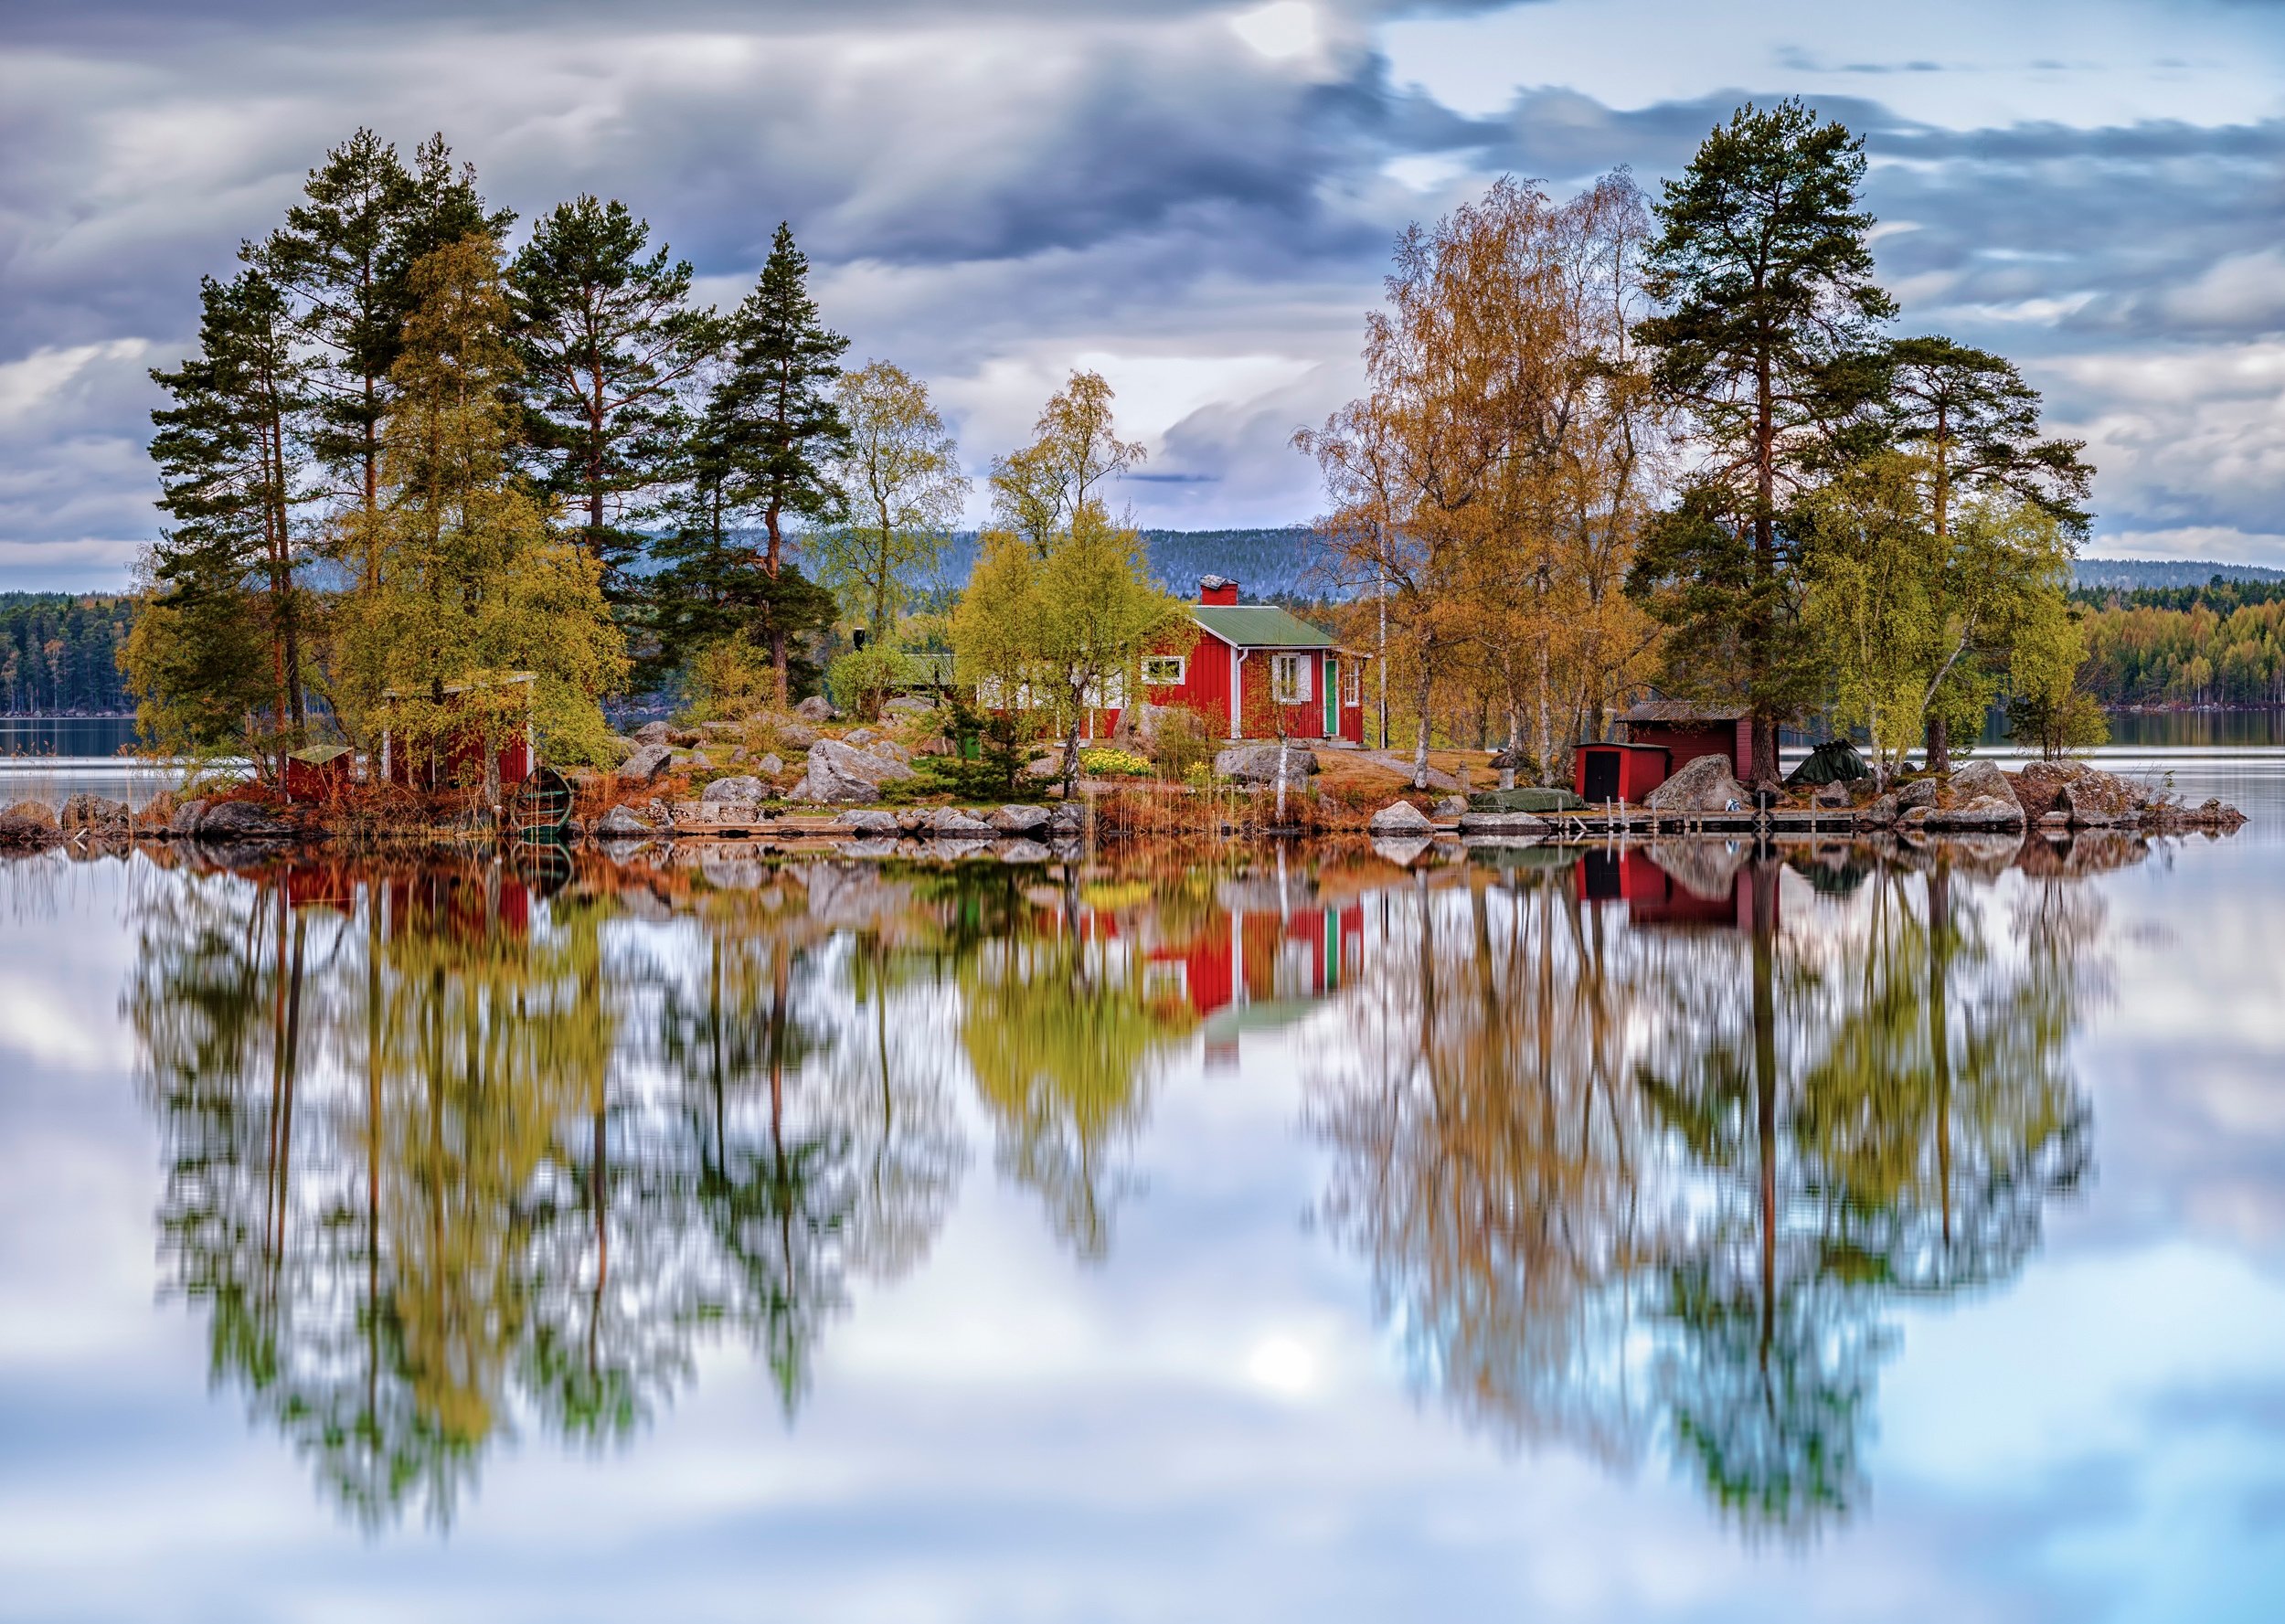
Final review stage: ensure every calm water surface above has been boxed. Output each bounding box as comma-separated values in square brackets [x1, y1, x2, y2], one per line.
[3, 753, 2283, 1621]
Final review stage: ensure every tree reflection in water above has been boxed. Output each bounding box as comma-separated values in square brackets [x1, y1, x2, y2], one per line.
[1311, 841, 2102, 1536]
[123, 835, 2115, 1537]
[127, 853, 973, 1528]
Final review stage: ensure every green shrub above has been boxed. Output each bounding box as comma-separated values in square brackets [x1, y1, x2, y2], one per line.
[825, 646, 911, 722]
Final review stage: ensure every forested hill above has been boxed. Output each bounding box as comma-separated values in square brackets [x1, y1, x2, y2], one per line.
[912, 526, 1325, 600]
[2072, 557, 2285, 590]
[0, 594, 133, 714]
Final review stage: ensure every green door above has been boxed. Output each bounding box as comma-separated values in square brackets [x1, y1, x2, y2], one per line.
[1323, 655, 1337, 737]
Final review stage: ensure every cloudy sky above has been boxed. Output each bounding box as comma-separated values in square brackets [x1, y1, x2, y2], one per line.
[5, 0, 2284, 590]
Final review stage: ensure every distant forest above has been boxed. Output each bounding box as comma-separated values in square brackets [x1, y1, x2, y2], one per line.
[2075, 575, 2285, 706]
[0, 594, 133, 714]
[29, 547, 2285, 719]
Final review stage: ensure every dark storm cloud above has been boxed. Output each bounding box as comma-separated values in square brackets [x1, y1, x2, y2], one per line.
[4, 0, 2283, 577]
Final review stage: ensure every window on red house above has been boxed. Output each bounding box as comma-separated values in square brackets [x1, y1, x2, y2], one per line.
[1270, 653, 1312, 703]
[1142, 655, 1186, 685]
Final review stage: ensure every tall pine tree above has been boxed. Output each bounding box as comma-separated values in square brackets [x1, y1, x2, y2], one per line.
[713, 223, 849, 702]
[510, 195, 718, 596]
[1634, 100, 1896, 782]
[132, 269, 310, 754]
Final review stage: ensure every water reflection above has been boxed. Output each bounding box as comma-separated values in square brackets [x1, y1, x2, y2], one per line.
[1311, 841, 2101, 1536]
[122, 834, 2123, 1536]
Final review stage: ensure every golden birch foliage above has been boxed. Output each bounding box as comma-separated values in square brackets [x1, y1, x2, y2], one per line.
[335, 236, 626, 763]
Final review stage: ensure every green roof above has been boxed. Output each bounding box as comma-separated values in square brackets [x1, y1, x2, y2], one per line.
[1190, 604, 1335, 649]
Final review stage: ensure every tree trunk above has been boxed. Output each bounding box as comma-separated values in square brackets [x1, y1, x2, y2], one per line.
[1410, 661, 1433, 791]
[1926, 710, 1951, 776]
[766, 499, 790, 706]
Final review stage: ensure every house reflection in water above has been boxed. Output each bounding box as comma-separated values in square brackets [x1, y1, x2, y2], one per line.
[1577, 845, 1772, 933]
[1141, 877, 1366, 1067]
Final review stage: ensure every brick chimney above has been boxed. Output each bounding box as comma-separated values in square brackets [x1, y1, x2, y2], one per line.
[1198, 574, 1239, 606]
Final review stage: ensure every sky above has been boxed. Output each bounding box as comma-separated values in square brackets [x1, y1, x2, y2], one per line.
[4, 0, 2285, 590]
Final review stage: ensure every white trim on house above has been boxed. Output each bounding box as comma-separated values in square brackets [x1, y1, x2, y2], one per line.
[1141, 654, 1186, 686]
[1270, 651, 1313, 704]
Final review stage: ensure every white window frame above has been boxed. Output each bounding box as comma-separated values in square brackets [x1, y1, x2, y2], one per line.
[1343, 662, 1362, 706]
[1270, 652, 1313, 704]
[1141, 655, 1187, 687]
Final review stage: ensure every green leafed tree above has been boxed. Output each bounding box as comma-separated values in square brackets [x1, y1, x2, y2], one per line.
[1635, 99, 1897, 781]
[988, 369, 1145, 554]
[511, 194, 720, 594]
[813, 360, 968, 638]
[335, 236, 627, 773]
[1881, 336, 2095, 770]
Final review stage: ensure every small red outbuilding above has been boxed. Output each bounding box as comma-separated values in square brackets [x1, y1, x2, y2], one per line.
[1573, 742, 1669, 804]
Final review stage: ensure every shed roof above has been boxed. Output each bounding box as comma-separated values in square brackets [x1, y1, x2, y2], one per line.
[288, 743, 352, 765]
[1191, 604, 1335, 649]
[1622, 699, 1748, 725]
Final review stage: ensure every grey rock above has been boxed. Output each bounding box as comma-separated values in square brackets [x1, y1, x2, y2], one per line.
[59, 793, 132, 833]
[1431, 795, 1468, 820]
[756, 752, 785, 778]
[931, 839, 994, 861]
[1371, 835, 1436, 868]
[681, 750, 713, 770]
[838, 838, 901, 859]
[632, 719, 675, 745]
[869, 739, 912, 765]
[997, 839, 1052, 864]
[793, 738, 917, 803]
[842, 809, 900, 833]
[845, 727, 878, 747]
[618, 743, 674, 782]
[883, 696, 935, 716]
[169, 798, 209, 834]
[893, 805, 937, 835]
[646, 798, 675, 828]
[1644, 753, 1745, 814]
[699, 721, 743, 739]
[929, 807, 996, 836]
[1023, 751, 1065, 780]
[1860, 792, 1898, 827]
[794, 695, 836, 722]
[1926, 759, 2025, 830]
[701, 775, 767, 805]
[596, 805, 652, 836]
[2, 800, 58, 831]
[1896, 776, 1941, 811]
[990, 803, 1053, 833]
[1214, 742, 1321, 785]
[1368, 799, 1434, 833]
[773, 723, 818, 751]
[1047, 803, 1088, 836]
[197, 800, 295, 839]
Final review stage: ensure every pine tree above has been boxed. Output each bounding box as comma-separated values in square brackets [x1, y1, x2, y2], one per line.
[511, 195, 717, 595]
[249, 130, 508, 588]
[713, 223, 850, 702]
[1635, 100, 1897, 781]
[134, 269, 311, 752]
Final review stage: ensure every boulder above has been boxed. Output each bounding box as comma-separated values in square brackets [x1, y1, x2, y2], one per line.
[1896, 776, 1941, 812]
[1927, 759, 2025, 830]
[596, 805, 653, 836]
[0, 810, 58, 847]
[869, 739, 912, 765]
[845, 727, 878, 747]
[2058, 771, 2138, 827]
[2, 800, 58, 831]
[699, 720, 743, 739]
[59, 793, 132, 833]
[792, 738, 917, 804]
[645, 798, 676, 828]
[618, 743, 674, 782]
[195, 800, 296, 840]
[169, 798, 209, 834]
[1213, 742, 1321, 785]
[928, 807, 996, 836]
[755, 752, 785, 778]
[680, 750, 713, 770]
[1859, 792, 1898, 827]
[1046, 803, 1088, 836]
[990, 803, 1053, 833]
[701, 775, 767, 805]
[1023, 750, 1067, 780]
[1431, 795, 1468, 820]
[1368, 800, 1434, 833]
[632, 719, 675, 745]
[883, 696, 935, 716]
[1644, 753, 1745, 814]
[793, 695, 836, 722]
[773, 723, 819, 751]
[842, 809, 901, 834]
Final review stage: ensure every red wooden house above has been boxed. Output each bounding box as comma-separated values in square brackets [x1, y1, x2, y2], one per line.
[1142, 577, 1370, 744]
[1617, 701, 1751, 780]
[378, 673, 538, 796]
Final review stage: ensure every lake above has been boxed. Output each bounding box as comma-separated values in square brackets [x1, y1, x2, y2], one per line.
[1, 753, 2281, 1621]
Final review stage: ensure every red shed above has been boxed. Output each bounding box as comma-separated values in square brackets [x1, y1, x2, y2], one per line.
[1619, 700, 1751, 782]
[378, 673, 538, 796]
[1574, 742, 1669, 804]
[282, 742, 352, 802]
